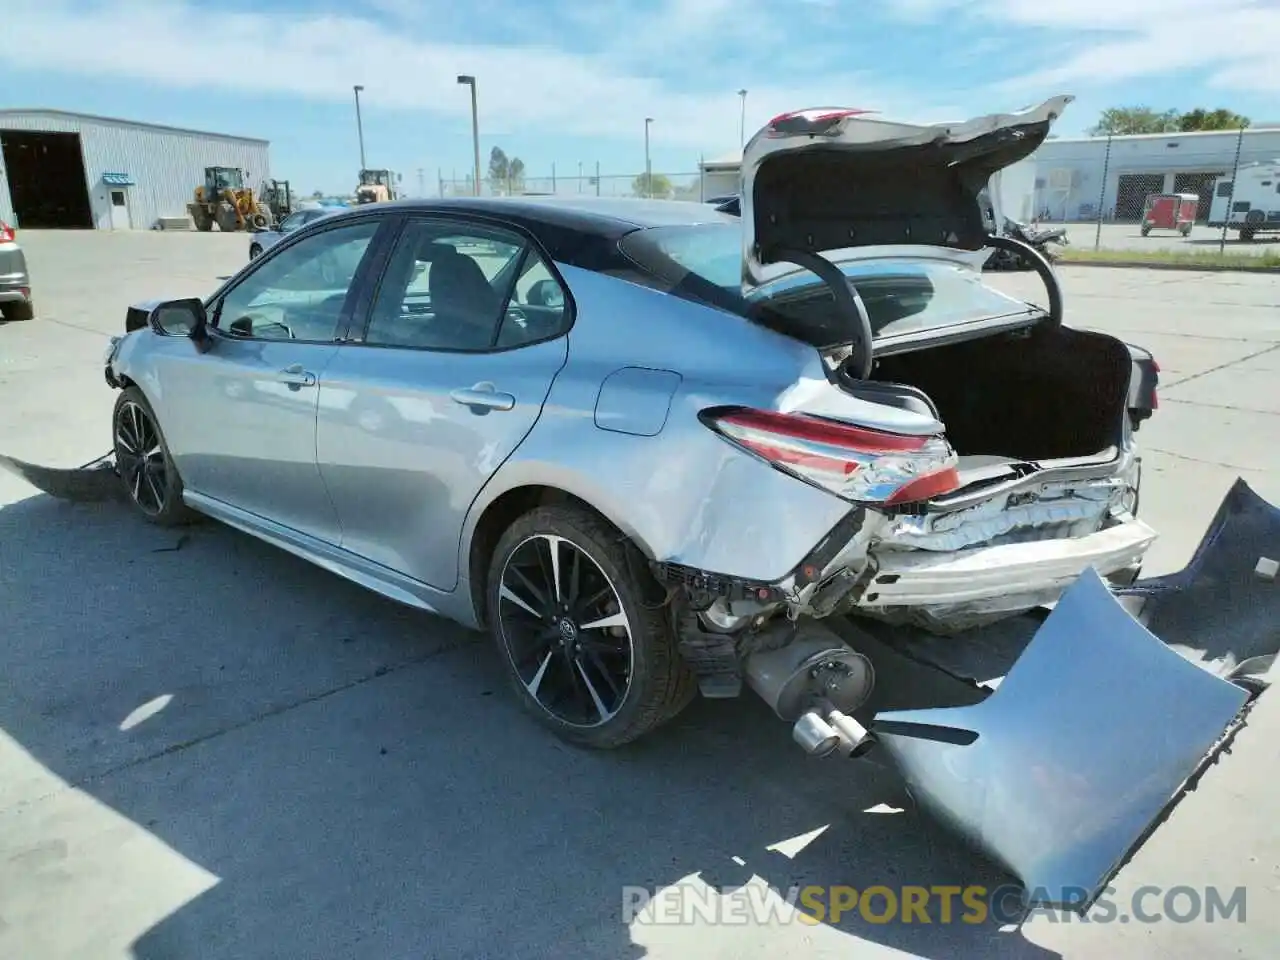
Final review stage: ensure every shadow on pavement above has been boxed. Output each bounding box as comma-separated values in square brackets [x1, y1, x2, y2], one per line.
[0, 492, 1061, 960]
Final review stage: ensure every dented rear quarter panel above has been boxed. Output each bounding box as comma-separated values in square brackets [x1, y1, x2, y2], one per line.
[461, 263, 862, 584]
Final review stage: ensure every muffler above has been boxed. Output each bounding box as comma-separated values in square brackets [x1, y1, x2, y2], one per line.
[742, 620, 875, 756]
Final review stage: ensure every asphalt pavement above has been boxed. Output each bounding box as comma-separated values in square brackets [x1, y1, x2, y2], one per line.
[1, 229, 1277, 959]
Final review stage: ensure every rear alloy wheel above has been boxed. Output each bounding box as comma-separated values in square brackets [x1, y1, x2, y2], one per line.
[112, 387, 196, 526]
[488, 505, 695, 748]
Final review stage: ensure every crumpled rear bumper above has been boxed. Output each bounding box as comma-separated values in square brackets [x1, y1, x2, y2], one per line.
[865, 478, 1279, 912]
[859, 517, 1156, 608]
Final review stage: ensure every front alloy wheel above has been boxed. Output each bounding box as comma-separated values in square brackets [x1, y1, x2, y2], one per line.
[112, 387, 195, 526]
[488, 505, 695, 748]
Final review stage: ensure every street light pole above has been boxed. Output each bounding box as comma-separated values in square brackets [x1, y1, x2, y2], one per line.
[457, 75, 482, 196]
[353, 85, 367, 171]
[644, 117, 654, 198]
[738, 89, 748, 148]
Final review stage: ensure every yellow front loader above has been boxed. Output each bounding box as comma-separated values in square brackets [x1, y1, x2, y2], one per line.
[187, 167, 272, 232]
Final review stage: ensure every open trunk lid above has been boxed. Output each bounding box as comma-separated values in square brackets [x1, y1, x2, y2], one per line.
[739, 95, 1074, 293]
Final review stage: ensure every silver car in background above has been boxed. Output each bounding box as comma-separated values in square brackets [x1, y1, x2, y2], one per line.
[248, 207, 337, 260]
[0, 219, 33, 322]
[95, 95, 1277, 915]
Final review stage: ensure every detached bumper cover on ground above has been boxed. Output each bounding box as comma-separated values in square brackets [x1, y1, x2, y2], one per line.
[869, 478, 1279, 912]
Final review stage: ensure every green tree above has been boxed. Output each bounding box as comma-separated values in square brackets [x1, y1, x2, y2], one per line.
[1178, 108, 1250, 131]
[487, 146, 527, 194]
[508, 157, 526, 194]
[632, 172, 673, 199]
[1088, 107, 1180, 136]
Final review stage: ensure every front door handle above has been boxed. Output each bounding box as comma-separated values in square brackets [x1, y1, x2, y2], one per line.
[278, 363, 317, 387]
[450, 382, 515, 412]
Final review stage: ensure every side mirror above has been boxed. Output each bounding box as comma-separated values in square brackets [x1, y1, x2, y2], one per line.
[148, 298, 214, 353]
[526, 278, 565, 308]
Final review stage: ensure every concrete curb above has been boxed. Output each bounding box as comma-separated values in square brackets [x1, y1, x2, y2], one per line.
[1058, 258, 1280, 274]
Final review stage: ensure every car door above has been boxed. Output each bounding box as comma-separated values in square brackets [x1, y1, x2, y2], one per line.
[316, 216, 571, 590]
[155, 216, 388, 543]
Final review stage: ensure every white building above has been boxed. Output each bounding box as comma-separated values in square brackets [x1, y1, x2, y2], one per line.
[0, 109, 270, 230]
[700, 153, 742, 202]
[1031, 126, 1280, 223]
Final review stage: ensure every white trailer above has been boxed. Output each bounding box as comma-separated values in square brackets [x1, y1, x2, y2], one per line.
[1206, 160, 1280, 240]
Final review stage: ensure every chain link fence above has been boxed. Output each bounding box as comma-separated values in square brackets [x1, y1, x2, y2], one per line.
[1028, 127, 1278, 259]
[437, 168, 708, 202]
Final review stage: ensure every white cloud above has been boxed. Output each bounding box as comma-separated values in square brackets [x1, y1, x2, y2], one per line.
[893, 0, 1280, 95]
[6, 0, 963, 155]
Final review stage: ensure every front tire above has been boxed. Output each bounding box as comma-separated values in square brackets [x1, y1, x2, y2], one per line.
[112, 387, 197, 526]
[487, 504, 695, 749]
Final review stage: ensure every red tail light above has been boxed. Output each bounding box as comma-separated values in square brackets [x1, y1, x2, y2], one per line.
[703, 408, 960, 506]
[0, 222, 14, 243]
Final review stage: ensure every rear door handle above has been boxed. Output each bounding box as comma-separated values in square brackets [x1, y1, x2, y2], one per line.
[278, 363, 317, 387]
[450, 382, 516, 412]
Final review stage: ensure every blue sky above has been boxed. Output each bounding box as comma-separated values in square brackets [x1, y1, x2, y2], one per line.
[7, 0, 1278, 195]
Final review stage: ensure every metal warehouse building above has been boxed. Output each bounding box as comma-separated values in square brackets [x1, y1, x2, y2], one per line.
[0, 109, 270, 231]
[1030, 126, 1280, 224]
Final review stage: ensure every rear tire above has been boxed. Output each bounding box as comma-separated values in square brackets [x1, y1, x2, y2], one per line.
[112, 387, 198, 527]
[1, 301, 32, 322]
[486, 504, 696, 749]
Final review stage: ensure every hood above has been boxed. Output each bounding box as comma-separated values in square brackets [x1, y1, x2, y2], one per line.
[740, 95, 1073, 292]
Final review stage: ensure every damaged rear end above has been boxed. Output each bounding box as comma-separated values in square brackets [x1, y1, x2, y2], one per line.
[680, 93, 1153, 635]
[655, 95, 1279, 910]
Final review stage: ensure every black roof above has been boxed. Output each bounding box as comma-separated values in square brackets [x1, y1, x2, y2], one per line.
[322, 195, 736, 273]
[365, 194, 731, 233]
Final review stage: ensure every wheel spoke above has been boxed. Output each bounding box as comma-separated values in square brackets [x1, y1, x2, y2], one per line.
[144, 467, 165, 510]
[568, 548, 582, 606]
[547, 535, 564, 604]
[574, 658, 611, 722]
[499, 583, 541, 619]
[526, 650, 554, 699]
[509, 566, 548, 613]
[582, 647, 623, 701]
[573, 584, 612, 620]
[580, 611, 628, 632]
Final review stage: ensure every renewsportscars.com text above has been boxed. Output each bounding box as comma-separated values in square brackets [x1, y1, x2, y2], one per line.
[623, 883, 1248, 926]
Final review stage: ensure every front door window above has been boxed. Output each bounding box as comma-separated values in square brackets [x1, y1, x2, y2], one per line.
[214, 220, 381, 342]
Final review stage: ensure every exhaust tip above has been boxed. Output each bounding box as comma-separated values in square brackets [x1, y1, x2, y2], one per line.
[828, 709, 877, 759]
[793, 711, 842, 757]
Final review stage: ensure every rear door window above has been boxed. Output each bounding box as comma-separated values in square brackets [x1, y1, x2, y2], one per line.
[360, 219, 570, 352]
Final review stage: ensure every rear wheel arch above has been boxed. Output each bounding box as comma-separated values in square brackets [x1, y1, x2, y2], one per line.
[466, 483, 659, 629]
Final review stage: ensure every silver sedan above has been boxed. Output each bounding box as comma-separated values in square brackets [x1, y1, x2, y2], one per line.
[97, 97, 1275, 914]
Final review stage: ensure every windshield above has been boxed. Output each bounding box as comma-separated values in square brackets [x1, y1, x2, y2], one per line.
[621, 222, 1038, 342]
